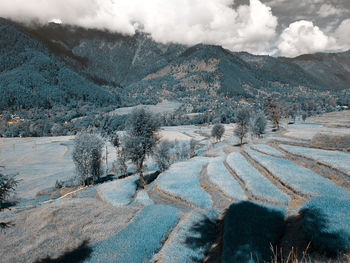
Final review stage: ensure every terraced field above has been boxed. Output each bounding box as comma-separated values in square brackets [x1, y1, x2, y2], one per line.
[245, 148, 350, 199]
[280, 144, 350, 175]
[226, 152, 290, 205]
[2, 115, 350, 263]
[155, 157, 213, 209]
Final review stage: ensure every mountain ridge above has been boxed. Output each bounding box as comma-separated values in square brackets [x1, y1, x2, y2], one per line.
[0, 17, 349, 112]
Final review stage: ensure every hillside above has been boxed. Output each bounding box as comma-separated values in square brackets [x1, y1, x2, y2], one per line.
[0, 18, 119, 110]
[1, 17, 349, 112]
[282, 50, 350, 90]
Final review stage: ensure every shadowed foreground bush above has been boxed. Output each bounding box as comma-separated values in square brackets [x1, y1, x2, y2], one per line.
[222, 201, 286, 263]
[300, 196, 350, 257]
[34, 240, 92, 263]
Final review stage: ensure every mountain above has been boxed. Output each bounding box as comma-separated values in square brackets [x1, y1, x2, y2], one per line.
[0, 17, 349, 112]
[0, 18, 118, 110]
[282, 51, 350, 90]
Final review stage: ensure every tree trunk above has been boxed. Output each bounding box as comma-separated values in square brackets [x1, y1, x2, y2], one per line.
[85, 169, 89, 186]
[139, 159, 146, 188]
[240, 136, 243, 146]
[139, 172, 146, 189]
[105, 145, 108, 175]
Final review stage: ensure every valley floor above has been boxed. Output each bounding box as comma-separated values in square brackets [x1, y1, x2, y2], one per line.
[1, 112, 350, 262]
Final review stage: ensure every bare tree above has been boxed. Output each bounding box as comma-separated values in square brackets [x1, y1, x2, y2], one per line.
[251, 111, 266, 138]
[211, 123, 225, 142]
[234, 106, 251, 145]
[72, 133, 104, 186]
[264, 95, 282, 130]
[123, 109, 160, 188]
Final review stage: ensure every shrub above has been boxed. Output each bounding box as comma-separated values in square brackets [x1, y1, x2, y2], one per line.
[72, 132, 104, 186]
[154, 140, 173, 171]
[0, 170, 18, 208]
[222, 201, 286, 263]
[251, 112, 266, 137]
[211, 123, 225, 142]
[300, 196, 350, 256]
[55, 179, 64, 189]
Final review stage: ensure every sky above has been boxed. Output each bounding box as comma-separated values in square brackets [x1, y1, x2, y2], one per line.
[0, 0, 349, 57]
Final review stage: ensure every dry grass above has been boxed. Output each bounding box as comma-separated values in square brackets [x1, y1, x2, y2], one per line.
[0, 198, 140, 263]
[270, 243, 311, 263]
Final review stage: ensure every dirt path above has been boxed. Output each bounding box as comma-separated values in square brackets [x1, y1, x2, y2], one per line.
[275, 144, 350, 190]
[240, 150, 306, 208]
[199, 163, 233, 212]
[152, 212, 185, 263]
[61, 143, 70, 158]
[148, 185, 194, 210]
[204, 213, 225, 263]
[223, 158, 289, 207]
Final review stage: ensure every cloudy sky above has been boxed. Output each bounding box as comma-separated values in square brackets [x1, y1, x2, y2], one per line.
[0, 0, 349, 57]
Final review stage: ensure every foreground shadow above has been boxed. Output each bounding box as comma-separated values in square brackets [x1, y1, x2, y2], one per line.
[221, 201, 286, 263]
[0, 221, 14, 230]
[184, 214, 219, 262]
[34, 240, 92, 263]
[0, 202, 17, 231]
[136, 171, 161, 189]
[300, 207, 349, 258]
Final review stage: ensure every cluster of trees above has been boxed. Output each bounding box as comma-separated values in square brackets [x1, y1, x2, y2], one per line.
[72, 109, 199, 188]
[233, 107, 266, 145]
[211, 107, 266, 146]
[0, 88, 346, 138]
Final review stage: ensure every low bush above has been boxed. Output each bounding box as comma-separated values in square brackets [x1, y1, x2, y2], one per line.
[300, 196, 350, 256]
[222, 201, 286, 263]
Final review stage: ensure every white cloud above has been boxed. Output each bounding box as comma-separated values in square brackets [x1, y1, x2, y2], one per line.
[317, 4, 344, 17]
[333, 19, 350, 50]
[0, 0, 278, 55]
[277, 20, 334, 57]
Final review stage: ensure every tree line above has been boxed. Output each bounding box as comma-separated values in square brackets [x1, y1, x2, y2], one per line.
[71, 95, 293, 189]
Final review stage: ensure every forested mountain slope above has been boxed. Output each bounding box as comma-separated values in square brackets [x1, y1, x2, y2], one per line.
[282, 51, 350, 90]
[0, 18, 118, 110]
[1, 17, 349, 112]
